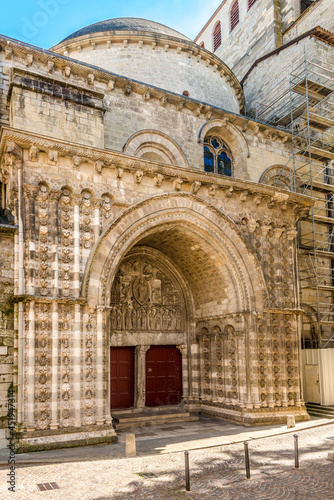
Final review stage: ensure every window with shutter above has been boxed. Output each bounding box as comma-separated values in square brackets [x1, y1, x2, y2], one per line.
[213, 22, 222, 51]
[230, 1, 239, 32]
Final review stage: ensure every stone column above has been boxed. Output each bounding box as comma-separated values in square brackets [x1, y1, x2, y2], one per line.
[50, 302, 59, 429]
[197, 335, 205, 400]
[26, 300, 35, 431]
[236, 331, 246, 407]
[93, 199, 102, 244]
[177, 344, 188, 400]
[273, 228, 284, 307]
[134, 345, 150, 408]
[73, 304, 81, 426]
[189, 342, 200, 399]
[210, 335, 218, 402]
[96, 306, 105, 425]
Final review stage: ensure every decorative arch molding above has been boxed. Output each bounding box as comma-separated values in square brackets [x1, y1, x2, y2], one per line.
[259, 165, 305, 193]
[198, 118, 249, 174]
[123, 129, 189, 168]
[260, 165, 291, 188]
[81, 193, 268, 312]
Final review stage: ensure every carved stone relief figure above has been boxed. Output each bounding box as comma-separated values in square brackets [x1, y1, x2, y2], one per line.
[110, 256, 184, 332]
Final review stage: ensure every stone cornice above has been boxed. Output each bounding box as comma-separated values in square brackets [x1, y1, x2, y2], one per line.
[8, 67, 106, 111]
[11, 295, 87, 304]
[0, 223, 17, 234]
[0, 35, 294, 140]
[0, 34, 246, 114]
[0, 126, 312, 210]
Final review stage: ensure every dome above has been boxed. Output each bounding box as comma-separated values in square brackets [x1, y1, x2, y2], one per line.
[60, 17, 191, 43]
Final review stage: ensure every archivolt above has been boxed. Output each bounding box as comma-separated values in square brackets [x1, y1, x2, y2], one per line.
[81, 193, 268, 312]
[123, 129, 189, 168]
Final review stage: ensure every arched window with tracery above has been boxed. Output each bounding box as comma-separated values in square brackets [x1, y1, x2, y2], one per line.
[213, 22, 222, 51]
[204, 136, 232, 176]
[230, 0, 239, 32]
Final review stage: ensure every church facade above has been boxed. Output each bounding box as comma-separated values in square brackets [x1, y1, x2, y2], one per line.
[0, 0, 332, 450]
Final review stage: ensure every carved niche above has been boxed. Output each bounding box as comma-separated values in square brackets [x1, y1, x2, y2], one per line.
[110, 257, 184, 332]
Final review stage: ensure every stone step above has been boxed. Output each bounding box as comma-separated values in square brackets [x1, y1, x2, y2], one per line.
[111, 409, 199, 429]
[113, 410, 193, 423]
[308, 411, 334, 419]
[306, 403, 334, 412]
[114, 415, 199, 430]
[306, 404, 334, 419]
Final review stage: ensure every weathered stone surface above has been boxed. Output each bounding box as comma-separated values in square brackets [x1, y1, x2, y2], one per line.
[126, 434, 136, 456]
[2, 3, 330, 450]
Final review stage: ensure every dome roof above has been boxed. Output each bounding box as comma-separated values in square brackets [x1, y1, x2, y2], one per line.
[60, 17, 191, 43]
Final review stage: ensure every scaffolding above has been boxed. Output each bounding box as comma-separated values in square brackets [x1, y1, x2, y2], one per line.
[255, 57, 334, 349]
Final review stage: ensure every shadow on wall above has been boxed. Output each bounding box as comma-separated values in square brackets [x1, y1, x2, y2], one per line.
[0, 208, 14, 225]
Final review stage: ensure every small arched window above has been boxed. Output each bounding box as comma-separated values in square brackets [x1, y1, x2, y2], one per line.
[204, 136, 232, 176]
[213, 22, 222, 51]
[230, 0, 240, 32]
[248, 0, 258, 9]
[199, 42, 205, 48]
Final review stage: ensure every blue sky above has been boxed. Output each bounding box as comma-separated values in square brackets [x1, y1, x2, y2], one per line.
[0, 0, 222, 49]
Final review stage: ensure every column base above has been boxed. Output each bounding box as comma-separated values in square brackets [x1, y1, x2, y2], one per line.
[185, 399, 310, 426]
[49, 423, 59, 430]
[15, 423, 117, 453]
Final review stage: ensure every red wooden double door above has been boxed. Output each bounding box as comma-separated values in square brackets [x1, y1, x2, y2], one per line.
[110, 345, 182, 409]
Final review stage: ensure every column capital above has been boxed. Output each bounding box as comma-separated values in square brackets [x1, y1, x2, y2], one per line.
[176, 344, 187, 355]
[50, 189, 62, 202]
[136, 344, 150, 354]
[273, 227, 284, 239]
[260, 225, 271, 237]
[92, 198, 103, 209]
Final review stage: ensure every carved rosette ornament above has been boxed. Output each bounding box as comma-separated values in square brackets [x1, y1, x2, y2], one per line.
[60, 305, 72, 427]
[271, 316, 282, 405]
[257, 318, 268, 406]
[285, 317, 297, 405]
[84, 313, 96, 425]
[60, 189, 73, 297]
[81, 192, 93, 250]
[102, 194, 112, 220]
[37, 185, 51, 296]
[36, 304, 51, 429]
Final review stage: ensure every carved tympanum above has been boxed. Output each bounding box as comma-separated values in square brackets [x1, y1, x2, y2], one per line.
[110, 257, 184, 332]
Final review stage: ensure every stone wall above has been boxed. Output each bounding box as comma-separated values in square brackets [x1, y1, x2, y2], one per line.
[9, 70, 105, 148]
[195, 0, 279, 81]
[243, 37, 334, 119]
[54, 38, 241, 113]
[283, 0, 334, 42]
[0, 230, 15, 429]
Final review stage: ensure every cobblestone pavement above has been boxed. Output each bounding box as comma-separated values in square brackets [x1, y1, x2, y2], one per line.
[0, 424, 333, 499]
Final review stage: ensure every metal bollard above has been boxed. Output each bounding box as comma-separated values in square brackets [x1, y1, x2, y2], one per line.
[185, 450, 190, 491]
[294, 434, 299, 469]
[244, 441, 251, 479]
